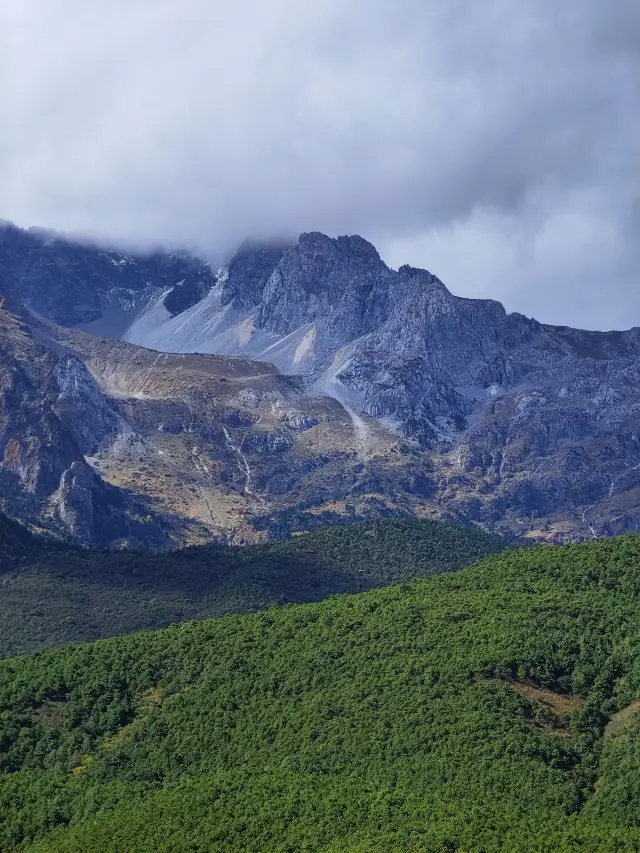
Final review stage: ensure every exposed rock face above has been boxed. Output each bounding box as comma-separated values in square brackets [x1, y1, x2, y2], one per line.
[222, 241, 290, 310]
[0, 220, 215, 326]
[37, 325, 423, 547]
[0, 312, 169, 547]
[282, 411, 319, 431]
[256, 233, 393, 346]
[4, 221, 640, 545]
[116, 233, 640, 541]
[52, 355, 119, 454]
[163, 275, 213, 317]
[53, 461, 96, 542]
[240, 429, 293, 455]
[0, 314, 87, 500]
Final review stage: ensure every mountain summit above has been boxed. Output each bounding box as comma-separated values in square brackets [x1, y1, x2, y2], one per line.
[115, 230, 640, 449]
[2, 221, 640, 546]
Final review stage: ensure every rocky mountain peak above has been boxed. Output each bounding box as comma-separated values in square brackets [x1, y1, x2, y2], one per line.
[5, 223, 640, 547]
[222, 240, 291, 310]
[396, 264, 450, 293]
[298, 231, 383, 261]
[257, 232, 394, 340]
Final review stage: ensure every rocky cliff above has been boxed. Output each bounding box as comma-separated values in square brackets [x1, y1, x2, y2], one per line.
[2, 221, 640, 545]
[0, 311, 171, 547]
[0, 220, 216, 330]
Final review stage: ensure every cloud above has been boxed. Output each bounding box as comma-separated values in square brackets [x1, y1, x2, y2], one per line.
[3, 0, 639, 328]
[383, 187, 640, 330]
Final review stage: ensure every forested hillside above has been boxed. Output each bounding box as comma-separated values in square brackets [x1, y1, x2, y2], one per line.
[0, 514, 503, 657]
[2, 535, 640, 851]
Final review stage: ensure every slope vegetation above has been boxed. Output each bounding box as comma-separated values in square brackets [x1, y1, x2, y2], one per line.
[0, 514, 503, 657]
[1, 535, 640, 850]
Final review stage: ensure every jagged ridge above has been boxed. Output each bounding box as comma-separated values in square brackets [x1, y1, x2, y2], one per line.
[3, 221, 640, 545]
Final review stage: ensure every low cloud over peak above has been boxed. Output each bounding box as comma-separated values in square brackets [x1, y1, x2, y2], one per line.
[3, 0, 639, 329]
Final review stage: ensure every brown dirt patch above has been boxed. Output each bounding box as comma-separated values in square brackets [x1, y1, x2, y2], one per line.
[507, 681, 584, 715]
[3, 439, 21, 469]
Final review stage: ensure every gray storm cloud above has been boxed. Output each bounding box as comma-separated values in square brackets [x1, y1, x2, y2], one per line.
[3, 0, 639, 329]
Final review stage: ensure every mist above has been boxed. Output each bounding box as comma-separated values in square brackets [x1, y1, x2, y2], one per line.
[3, 0, 639, 328]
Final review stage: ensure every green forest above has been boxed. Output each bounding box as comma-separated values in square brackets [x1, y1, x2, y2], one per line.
[2, 532, 640, 851]
[0, 513, 503, 657]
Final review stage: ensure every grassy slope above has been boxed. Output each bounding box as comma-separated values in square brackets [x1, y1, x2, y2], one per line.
[2, 535, 640, 851]
[0, 515, 503, 657]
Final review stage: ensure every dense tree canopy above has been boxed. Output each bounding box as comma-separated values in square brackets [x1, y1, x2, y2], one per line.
[1, 534, 640, 850]
[0, 514, 503, 657]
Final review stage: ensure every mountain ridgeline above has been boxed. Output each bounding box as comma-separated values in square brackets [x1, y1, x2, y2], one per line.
[2, 533, 640, 851]
[0, 513, 504, 658]
[0, 220, 216, 326]
[2, 220, 640, 547]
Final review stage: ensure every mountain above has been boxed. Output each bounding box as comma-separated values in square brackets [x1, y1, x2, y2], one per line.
[0, 513, 504, 658]
[2, 533, 640, 851]
[0, 310, 176, 547]
[0, 220, 216, 329]
[3, 220, 640, 545]
[2, 306, 461, 548]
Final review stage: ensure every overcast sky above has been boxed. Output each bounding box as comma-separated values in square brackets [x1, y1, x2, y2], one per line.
[3, 1, 639, 329]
